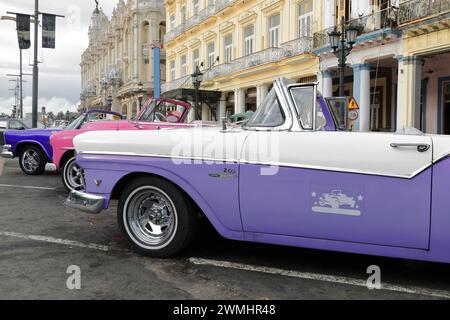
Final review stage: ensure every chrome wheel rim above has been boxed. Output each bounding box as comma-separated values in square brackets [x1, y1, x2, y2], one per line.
[66, 159, 84, 190]
[125, 186, 177, 248]
[22, 149, 40, 173]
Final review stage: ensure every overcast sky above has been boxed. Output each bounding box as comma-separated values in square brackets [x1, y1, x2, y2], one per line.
[0, 0, 117, 115]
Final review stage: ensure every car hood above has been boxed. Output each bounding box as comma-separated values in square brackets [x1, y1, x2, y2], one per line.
[6, 128, 62, 136]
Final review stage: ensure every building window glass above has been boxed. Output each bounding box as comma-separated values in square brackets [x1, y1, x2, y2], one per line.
[170, 14, 175, 31]
[181, 55, 187, 77]
[170, 60, 175, 80]
[193, 0, 200, 15]
[244, 24, 254, 56]
[181, 6, 187, 24]
[193, 48, 200, 70]
[207, 42, 215, 68]
[298, 0, 313, 37]
[268, 13, 280, 47]
[224, 34, 233, 64]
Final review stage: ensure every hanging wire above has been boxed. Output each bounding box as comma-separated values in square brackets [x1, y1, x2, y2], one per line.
[370, 2, 393, 131]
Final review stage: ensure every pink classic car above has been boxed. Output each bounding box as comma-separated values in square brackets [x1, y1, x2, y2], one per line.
[50, 98, 192, 191]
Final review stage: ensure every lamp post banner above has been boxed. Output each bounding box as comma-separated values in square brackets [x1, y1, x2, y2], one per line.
[16, 14, 31, 50]
[42, 14, 56, 49]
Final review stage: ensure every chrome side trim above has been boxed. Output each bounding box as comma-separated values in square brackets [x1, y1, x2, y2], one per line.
[78, 151, 434, 179]
[79, 151, 240, 164]
[0, 145, 13, 159]
[66, 190, 104, 214]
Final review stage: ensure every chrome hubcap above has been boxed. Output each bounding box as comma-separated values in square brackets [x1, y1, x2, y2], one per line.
[66, 160, 84, 190]
[126, 187, 176, 247]
[22, 150, 40, 172]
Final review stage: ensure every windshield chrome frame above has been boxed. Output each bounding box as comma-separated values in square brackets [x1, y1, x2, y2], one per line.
[286, 82, 319, 132]
[243, 79, 294, 132]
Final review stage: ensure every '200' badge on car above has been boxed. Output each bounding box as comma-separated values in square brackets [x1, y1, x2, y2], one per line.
[209, 168, 236, 179]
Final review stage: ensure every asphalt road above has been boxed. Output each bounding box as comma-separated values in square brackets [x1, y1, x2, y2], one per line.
[0, 158, 449, 300]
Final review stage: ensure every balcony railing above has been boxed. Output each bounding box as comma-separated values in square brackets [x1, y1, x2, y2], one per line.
[313, 7, 399, 49]
[163, 41, 313, 91]
[161, 75, 191, 93]
[164, 0, 236, 42]
[81, 83, 97, 98]
[202, 47, 285, 81]
[399, 0, 450, 25]
[281, 36, 313, 57]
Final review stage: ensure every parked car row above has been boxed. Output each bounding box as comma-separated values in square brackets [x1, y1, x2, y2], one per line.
[3, 78, 450, 265]
[0, 118, 30, 146]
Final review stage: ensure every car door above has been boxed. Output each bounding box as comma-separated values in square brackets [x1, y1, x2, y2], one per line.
[239, 81, 432, 250]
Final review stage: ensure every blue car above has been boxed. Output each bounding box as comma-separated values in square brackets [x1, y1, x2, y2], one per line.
[0, 110, 123, 175]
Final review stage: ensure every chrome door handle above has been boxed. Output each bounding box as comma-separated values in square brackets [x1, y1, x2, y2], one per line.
[390, 143, 430, 153]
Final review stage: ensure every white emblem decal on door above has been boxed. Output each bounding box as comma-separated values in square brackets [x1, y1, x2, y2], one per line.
[311, 189, 363, 217]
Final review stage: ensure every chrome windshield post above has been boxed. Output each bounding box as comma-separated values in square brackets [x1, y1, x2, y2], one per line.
[312, 84, 317, 132]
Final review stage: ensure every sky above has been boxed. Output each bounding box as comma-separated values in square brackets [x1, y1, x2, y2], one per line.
[0, 0, 117, 116]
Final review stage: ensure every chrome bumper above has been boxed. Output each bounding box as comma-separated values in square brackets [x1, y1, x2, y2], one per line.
[66, 190, 105, 214]
[0, 145, 13, 159]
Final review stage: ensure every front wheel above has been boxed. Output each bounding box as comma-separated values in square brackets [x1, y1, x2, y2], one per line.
[19, 146, 46, 175]
[62, 156, 85, 192]
[118, 177, 197, 258]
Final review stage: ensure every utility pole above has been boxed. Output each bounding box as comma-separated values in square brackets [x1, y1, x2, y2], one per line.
[7, 71, 31, 119]
[6, 1, 64, 127]
[32, 0, 39, 128]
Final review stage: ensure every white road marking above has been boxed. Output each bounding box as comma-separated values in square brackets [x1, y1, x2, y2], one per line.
[0, 231, 110, 252]
[189, 258, 450, 299]
[0, 184, 56, 191]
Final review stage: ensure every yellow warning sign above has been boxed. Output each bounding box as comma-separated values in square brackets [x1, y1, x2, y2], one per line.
[348, 97, 360, 111]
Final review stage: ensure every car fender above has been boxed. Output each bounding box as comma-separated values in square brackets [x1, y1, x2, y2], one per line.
[15, 140, 51, 160]
[80, 157, 244, 241]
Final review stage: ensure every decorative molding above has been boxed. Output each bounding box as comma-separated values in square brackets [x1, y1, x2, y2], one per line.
[238, 10, 257, 24]
[261, 0, 284, 15]
[202, 30, 217, 42]
[219, 21, 236, 34]
[188, 38, 201, 48]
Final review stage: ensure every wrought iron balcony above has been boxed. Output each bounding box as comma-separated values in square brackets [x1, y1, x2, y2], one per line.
[164, 0, 236, 43]
[399, 0, 450, 25]
[202, 47, 286, 80]
[161, 75, 191, 93]
[100, 64, 123, 86]
[313, 7, 399, 49]
[81, 83, 97, 98]
[281, 36, 313, 57]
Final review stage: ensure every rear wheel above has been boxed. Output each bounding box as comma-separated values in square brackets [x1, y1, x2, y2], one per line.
[19, 146, 46, 175]
[62, 156, 84, 192]
[118, 176, 197, 258]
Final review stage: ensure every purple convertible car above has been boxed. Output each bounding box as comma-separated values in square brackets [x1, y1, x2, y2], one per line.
[66, 78, 450, 264]
[0, 109, 123, 175]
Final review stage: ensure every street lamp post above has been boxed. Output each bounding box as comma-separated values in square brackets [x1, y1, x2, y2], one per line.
[328, 16, 359, 97]
[137, 82, 144, 111]
[191, 64, 204, 121]
[106, 96, 113, 110]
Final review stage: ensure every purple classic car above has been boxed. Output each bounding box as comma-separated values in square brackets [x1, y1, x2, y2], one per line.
[66, 78, 450, 264]
[0, 109, 123, 175]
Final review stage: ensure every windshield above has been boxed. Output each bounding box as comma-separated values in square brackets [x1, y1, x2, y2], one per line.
[138, 100, 186, 123]
[65, 115, 84, 130]
[245, 88, 285, 127]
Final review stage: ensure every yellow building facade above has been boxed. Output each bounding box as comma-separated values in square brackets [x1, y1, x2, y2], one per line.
[162, 0, 319, 120]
